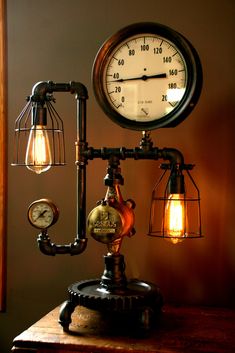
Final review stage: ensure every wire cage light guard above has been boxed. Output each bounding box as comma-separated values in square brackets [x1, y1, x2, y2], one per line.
[148, 164, 202, 244]
[12, 98, 66, 172]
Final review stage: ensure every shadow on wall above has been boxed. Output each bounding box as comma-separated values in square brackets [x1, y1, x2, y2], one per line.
[143, 94, 235, 307]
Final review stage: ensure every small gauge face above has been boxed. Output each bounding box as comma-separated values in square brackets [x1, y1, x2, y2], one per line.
[27, 199, 59, 230]
[92, 22, 202, 130]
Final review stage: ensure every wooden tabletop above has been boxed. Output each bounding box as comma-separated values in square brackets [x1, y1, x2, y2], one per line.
[12, 304, 235, 353]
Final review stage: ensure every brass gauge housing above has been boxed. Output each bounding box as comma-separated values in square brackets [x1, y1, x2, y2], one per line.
[27, 198, 59, 230]
[92, 22, 202, 130]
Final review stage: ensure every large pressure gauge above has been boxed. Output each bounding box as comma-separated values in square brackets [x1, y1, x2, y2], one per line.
[92, 22, 202, 130]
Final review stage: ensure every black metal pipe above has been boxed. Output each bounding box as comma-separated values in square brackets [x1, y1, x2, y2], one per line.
[82, 146, 184, 165]
[37, 233, 87, 256]
[76, 97, 87, 240]
[31, 81, 89, 256]
[160, 147, 184, 165]
[31, 81, 71, 101]
[31, 81, 88, 102]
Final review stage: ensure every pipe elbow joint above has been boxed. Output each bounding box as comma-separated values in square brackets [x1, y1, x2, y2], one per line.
[31, 81, 52, 101]
[161, 147, 184, 166]
[70, 81, 88, 99]
[37, 234, 57, 256]
[70, 238, 88, 255]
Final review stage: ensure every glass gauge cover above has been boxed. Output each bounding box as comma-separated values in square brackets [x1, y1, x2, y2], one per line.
[92, 22, 202, 130]
[27, 198, 59, 230]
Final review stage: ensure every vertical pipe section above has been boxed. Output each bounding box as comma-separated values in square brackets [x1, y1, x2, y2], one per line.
[76, 96, 87, 240]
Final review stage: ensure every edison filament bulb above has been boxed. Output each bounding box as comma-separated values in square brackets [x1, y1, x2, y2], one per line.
[165, 193, 186, 244]
[25, 125, 52, 174]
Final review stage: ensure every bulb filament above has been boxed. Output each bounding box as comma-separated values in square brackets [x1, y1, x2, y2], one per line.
[165, 193, 186, 244]
[25, 125, 52, 174]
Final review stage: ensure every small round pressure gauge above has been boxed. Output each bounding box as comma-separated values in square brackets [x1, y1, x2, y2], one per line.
[92, 22, 202, 130]
[27, 198, 59, 230]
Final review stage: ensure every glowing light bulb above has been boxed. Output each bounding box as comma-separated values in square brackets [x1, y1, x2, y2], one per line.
[25, 125, 52, 174]
[165, 193, 185, 244]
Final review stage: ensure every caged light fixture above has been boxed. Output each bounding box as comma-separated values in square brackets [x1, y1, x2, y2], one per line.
[12, 22, 203, 333]
[148, 162, 202, 244]
[12, 82, 66, 174]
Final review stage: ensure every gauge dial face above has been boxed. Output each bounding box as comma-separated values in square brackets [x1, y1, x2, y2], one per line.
[27, 199, 59, 229]
[93, 23, 202, 130]
[104, 35, 187, 121]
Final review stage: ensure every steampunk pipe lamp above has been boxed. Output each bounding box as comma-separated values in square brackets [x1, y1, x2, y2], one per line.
[12, 22, 203, 333]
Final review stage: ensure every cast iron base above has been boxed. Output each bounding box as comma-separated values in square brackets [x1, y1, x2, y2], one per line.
[59, 254, 163, 334]
[59, 278, 163, 333]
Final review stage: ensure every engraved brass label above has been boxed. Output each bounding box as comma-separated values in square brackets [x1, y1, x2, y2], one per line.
[94, 210, 117, 233]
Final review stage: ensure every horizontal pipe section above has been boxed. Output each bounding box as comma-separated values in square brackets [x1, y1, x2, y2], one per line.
[37, 233, 88, 256]
[31, 81, 88, 102]
[82, 146, 184, 165]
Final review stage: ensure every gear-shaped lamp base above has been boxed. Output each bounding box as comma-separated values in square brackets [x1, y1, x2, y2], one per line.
[59, 254, 163, 334]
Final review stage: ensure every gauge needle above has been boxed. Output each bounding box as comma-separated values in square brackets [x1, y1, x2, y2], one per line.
[35, 210, 48, 220]
[111, 73, 167, 82]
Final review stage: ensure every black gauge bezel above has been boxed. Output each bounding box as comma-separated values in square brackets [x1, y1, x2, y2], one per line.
[92, 22, 202, 131]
